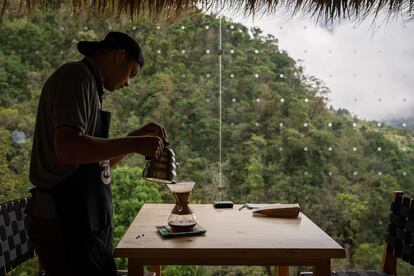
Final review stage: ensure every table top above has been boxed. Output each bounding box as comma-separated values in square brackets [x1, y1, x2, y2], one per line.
[114, 204, 346, 265]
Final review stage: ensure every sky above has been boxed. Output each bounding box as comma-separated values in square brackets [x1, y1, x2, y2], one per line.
[221, 9, 414, 122]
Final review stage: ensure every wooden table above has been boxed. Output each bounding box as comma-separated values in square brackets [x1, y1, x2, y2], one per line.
[114, 204, 346, 276]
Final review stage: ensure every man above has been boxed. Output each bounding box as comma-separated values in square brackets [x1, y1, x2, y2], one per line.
[27, 32, 165, 275]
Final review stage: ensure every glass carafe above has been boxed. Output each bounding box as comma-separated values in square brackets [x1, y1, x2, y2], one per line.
[167, 181, 197, 232]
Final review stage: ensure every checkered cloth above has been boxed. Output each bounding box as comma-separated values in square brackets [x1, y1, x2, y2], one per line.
[386, 192, 414, 264]
[333, 271, 390, 276]
[0, 197, 34, 276]
[301, 272, 390, 276]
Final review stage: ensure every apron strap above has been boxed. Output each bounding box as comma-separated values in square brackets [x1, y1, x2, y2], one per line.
[82, 58, 105, 106]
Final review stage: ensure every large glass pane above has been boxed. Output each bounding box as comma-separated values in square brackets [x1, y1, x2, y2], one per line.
[1, 3, 414, 275]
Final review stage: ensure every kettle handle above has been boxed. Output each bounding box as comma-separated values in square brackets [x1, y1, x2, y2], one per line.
[145, 140, 170, 160]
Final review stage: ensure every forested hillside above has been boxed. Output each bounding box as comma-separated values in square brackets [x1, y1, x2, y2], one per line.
[1, 5, 414, 275]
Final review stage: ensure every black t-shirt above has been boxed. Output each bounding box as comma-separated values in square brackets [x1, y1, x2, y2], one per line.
[30, 57, 103, 188]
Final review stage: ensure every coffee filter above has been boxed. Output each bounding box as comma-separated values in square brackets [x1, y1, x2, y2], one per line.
[167, 181, 195, 193]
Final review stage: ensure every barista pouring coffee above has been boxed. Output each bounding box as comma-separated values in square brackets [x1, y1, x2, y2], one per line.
[27, 32, 167, 276]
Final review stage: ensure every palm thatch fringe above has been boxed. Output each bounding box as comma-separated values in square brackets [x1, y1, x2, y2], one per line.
[0, 0, 412, 22]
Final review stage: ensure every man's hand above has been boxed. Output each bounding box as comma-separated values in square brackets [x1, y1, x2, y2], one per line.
[128, 122, 167, 141]
[134, 136, 164, 159]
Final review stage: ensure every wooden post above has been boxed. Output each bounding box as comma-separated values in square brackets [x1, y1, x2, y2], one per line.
[381, 242, 397, 275]
[148, 265, 161, 275]
[128, 258, 145, 276]
[276, 266, 289, 276]
[313, 259, 331, 276]
[380, 191, 402, 275]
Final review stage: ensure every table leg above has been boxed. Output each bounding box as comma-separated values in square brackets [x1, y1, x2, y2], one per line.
[148, 265, 161, 275]
[275, 266, 289, 276]
[128, 258, 145, 276]
[313, 259, 331, 276]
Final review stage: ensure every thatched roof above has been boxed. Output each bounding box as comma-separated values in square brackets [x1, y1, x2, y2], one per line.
[1, 0, 413, 22]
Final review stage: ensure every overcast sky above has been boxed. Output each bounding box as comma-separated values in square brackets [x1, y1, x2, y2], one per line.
[221, 10, 414, 122]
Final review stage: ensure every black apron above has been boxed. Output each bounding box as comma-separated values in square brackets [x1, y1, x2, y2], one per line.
[49, 59, 116, 275]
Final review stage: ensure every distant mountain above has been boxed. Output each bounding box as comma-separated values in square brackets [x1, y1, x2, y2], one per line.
[386, 117, 414, 131]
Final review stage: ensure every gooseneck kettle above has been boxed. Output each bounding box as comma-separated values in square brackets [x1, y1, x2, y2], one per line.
[142, 142, 177, 184]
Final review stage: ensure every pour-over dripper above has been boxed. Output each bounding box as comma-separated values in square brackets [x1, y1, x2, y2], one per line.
[167, 181, 197, 232]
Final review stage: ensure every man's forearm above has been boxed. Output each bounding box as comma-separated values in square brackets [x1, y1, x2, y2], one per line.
[56, 135, 139, 165]
[55, 126, 162, 165]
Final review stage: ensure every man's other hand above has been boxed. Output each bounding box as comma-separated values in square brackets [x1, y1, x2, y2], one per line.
[128, 122, 167, 141]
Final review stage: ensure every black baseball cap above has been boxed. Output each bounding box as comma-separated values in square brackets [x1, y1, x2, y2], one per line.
[77, 32, 144, 68]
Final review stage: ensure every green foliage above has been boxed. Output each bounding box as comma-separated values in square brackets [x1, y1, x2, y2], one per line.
[353, 243, 383, 269]
[9, 257, 39, 276]
[0, 127, 29, 202]
[162, 265, 202, 276]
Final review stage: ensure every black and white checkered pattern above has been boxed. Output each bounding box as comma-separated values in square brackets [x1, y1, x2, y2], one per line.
[386, 192, 414, 264]
[302, 271, 390, 276]
[0, 197, 34, 276]
[333, 271, 390, 276]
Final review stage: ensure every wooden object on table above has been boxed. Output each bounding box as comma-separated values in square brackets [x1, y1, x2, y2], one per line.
[252, 203, 301, 218]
